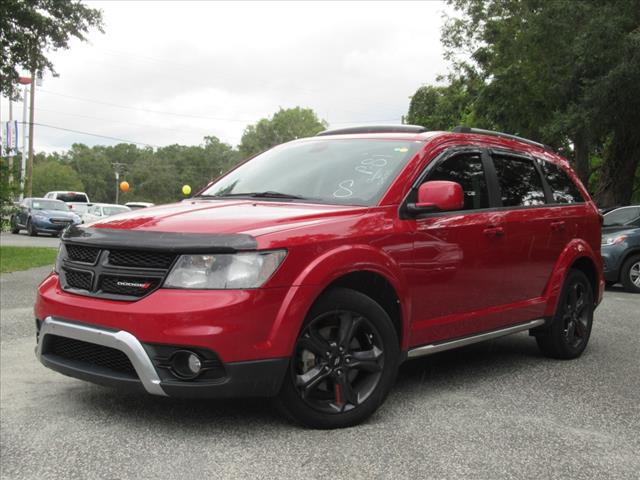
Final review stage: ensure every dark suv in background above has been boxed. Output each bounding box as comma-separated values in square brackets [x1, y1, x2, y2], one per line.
[601, 205, 640, 293]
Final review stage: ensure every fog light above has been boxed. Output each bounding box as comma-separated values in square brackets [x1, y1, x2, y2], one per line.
[170, 350, 203, 380]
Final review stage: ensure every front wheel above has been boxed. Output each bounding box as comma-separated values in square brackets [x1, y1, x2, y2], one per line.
[536, 269, 594, 359]
[26, 219, 38, 236]
[277, 288, 400, 429]
[620, 255, 640, 293]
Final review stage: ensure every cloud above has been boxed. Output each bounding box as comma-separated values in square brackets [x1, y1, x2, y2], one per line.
[2, 1, 450, 152]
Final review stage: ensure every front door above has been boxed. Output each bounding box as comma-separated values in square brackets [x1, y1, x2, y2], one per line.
[407, 150, 509, 346]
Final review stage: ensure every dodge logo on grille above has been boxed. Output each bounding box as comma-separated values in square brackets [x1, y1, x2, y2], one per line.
[116, 280, 151, 289]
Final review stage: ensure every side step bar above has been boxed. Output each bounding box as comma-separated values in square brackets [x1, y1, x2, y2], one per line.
[407, 319, 545, 359]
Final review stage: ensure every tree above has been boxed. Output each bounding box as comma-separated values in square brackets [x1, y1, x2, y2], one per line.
[32, 160, 84, 197]
[239, 107, 327, 158]
[0, 0, 103, 98]
[440, 0, 640, 206]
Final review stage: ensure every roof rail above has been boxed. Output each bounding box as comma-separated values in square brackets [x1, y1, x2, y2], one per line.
[452, 126, 552, 151]
[317, 125, 429, 136]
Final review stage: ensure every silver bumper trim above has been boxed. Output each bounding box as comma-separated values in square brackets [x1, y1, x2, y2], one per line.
[37, 316, 167, 396]
[407, 319, 545, 359]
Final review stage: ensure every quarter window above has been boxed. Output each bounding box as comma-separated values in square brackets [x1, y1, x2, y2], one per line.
[539, 160, 584, 203]
[492, 155, 546, 207]
[426, 153, 489, 210]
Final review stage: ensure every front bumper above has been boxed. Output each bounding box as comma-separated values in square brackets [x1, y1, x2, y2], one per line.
[37, 317, 289, 398]
[32, 218, 77, 233]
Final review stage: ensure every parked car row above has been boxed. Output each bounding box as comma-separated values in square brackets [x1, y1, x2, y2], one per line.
[9, 192, 154, 236]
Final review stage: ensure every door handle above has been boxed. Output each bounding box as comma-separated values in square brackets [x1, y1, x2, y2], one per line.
[550, 221, 566, 232]
[483, 226, 505, 238]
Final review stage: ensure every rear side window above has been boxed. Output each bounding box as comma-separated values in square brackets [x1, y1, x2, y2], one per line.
[492, 155, 546, 207]
[539, 161, 584, 204]
[426, 153, 489, 210]
[56, 193, 88, 203]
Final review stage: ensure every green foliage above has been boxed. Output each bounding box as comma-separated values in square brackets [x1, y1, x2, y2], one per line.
[239, 107, 327, 158]
[31, 160, 84, 196]
[0, 0, 103, 98]
[0, 246, 58, 273]
[423, 0, 640, 206]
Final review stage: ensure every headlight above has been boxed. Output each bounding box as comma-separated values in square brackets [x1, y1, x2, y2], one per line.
[163, 250, 286, 289]
[602, 234, 627, 246]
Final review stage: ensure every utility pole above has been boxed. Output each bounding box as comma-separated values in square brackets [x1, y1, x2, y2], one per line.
[19, 81, 29, 201]
[26, 68, 36, 197]
[112, 162, 126, 204]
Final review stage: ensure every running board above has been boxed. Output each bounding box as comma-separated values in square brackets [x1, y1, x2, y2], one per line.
[407, 319, 545, 359]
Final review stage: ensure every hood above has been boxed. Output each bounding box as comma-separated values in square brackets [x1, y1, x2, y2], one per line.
[87, 199, 367, 237]
[602, 225, 640, 235]
[35, 209, 77, 218]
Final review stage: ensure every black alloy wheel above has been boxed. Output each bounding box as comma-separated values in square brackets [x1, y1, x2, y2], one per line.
[536, 269, 594, 359]
[277, 288, 399, 429]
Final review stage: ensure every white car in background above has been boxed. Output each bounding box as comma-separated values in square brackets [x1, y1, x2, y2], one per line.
[82, 203, 131, 223]
[44, 191, 91, 203]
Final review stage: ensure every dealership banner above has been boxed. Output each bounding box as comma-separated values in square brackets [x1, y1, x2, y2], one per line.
[3, 120, 19, 157]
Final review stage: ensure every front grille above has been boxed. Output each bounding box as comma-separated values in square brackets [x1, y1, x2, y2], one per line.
[61, 244, 174, 301]
[100, 276, 161, 297]
[64, 268, 93, 290]
[51, 218, 73, 225]
[46, 335, 136, 376]
[66, 245, 100, 264]
[108, 250, 175, 269]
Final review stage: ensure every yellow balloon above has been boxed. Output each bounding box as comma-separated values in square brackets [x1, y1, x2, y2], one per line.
[182, 185, 191, 196]
[119, 181, 129, 192]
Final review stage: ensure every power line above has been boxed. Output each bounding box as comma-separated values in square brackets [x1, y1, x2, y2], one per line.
[27, 122, 159, 147]
[37, 89, 402, 125]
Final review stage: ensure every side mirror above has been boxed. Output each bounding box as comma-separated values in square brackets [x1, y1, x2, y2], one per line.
[407, 180, 464, 215]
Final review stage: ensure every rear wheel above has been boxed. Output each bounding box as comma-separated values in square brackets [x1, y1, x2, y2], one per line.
[26, 219, 38, 236]
[277, 288, 399, 429]
[536, 269, 594, 359]
[620, 255, 640, 293]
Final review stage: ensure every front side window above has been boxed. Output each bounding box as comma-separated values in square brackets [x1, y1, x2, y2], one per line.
[493, 155, 546, 207]
[200, 139, 423, 206]
[425, 153, 489, 210]
[539, 160, 584, 204]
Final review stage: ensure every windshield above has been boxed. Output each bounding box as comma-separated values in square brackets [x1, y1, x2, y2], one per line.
[32, 200, 69, 211]
[103, 206, 130, 216]
[200, 139, 422, 206]
[603, 207, 640, 226]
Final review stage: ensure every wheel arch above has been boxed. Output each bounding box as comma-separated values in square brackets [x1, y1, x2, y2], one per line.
[543, 239, 603, 317]
[268, 245, 412, 357]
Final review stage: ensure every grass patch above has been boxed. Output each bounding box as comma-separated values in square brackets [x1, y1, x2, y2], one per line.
[0, 246, 58, 273]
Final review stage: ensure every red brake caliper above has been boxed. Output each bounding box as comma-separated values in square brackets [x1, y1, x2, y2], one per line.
[334, 381, 341, 406]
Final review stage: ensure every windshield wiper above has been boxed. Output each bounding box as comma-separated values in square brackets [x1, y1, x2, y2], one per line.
[196, 191, 305, 200]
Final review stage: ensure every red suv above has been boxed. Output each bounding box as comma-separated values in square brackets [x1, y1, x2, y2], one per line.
[35, 126, 603, 428]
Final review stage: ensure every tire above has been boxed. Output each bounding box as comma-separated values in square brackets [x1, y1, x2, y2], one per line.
[26, 219, 38, 236]
[276, 287, 400, 429]
[620, 255, 640, 293]
[10, 216, 20, 234]
[536, 269, 594, 359]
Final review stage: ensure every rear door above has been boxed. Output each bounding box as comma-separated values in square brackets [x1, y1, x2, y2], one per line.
[490, 151, 561, 304]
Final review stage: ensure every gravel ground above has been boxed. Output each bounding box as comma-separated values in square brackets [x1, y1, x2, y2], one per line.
[1, 267, 638, 479]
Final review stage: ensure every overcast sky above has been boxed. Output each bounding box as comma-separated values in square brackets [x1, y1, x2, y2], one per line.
[2, 1, 452, 153]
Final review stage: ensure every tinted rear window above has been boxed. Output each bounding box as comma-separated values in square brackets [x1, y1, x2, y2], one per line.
[539, 161, 584, 204]
[493, 155, 546, 207]
[55, 193, 88, 202]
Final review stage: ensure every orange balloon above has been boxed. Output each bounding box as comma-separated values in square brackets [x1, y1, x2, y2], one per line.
[119, 181, 130, 192]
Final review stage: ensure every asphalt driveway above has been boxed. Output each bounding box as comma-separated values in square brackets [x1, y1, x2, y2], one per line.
[1, 267, 638, 479]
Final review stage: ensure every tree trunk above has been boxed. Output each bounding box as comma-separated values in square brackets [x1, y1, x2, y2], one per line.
[573, 132, 591, 187]
[594, 127, 640, 208]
